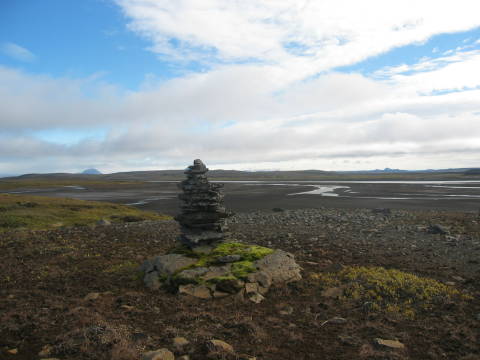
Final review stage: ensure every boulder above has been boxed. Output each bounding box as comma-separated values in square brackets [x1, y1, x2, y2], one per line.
[254, 250, 302, 283]
[154, 254, 198, 275]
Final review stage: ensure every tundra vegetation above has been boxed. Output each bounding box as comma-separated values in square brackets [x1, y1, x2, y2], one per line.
[0, 193, 170, 231]
[311, 266, 472, 319]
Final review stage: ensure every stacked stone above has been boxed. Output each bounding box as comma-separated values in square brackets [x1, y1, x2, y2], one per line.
[175, 159, 231, 248]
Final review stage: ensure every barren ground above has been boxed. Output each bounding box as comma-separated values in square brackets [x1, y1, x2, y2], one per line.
[1, 207, 479, 360]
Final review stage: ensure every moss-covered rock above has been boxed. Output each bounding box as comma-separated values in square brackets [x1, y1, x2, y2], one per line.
[142, 242, 301, 301]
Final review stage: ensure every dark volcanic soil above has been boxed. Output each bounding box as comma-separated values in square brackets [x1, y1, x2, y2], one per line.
[1, 207, 479, 360]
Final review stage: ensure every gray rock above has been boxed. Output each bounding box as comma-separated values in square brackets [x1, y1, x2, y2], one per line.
[372, 208, 391, 215]
[254, 250, 302, 283]
[247, 271, 272, 288]
[176, 267, 209, 280]
[202, 265, 232, 280]
[153, 254, 198, 275]
[428, 224, 449, 234]
[144, 271, 161, 290]
[217, 254, 242, 263]
[139, 259, 154, 273]
[191, 245, 215, 254]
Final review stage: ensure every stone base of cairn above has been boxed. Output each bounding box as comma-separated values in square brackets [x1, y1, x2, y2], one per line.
[140, 160, 302, 302]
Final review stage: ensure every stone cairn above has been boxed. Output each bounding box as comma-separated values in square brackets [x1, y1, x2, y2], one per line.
[140, 159, 302, 302]
[175, 159, 231, 249]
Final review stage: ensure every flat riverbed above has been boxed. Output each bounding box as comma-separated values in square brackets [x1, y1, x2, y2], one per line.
[4, 180, 480, 215]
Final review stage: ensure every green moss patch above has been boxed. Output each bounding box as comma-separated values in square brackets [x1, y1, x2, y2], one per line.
[311, 266, 472, 319]
[211, 242, 274, 261]
[231, 260, 256, 278]
[169, 242, 274, 284]
[173, 242, 273, 268]
[0, 194, 171, 232]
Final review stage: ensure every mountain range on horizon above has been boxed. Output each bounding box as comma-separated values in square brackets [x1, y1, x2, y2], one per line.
[1, 167, 479, 181]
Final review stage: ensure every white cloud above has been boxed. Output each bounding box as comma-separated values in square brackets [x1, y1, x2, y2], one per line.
[1, 42, 36, 62]
[2, 1, 480, 173]
[116, 0, 480, 85]
[2, 47, 480, 173]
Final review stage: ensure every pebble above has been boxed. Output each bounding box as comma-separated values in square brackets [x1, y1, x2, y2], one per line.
[38, 344, 53, 357]
[173, 337, 190, 349]
[374, 338, 405, 349]
[248, 292, 265, 304]
[278, 305, 294, 315]
[321, 317, 347, 326]
[83, 292, 101, 301]
[142, 348, 175, 360]
[207, 339, 234, 353]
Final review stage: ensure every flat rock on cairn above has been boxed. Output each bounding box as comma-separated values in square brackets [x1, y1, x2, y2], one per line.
[140, 159, 302, 302]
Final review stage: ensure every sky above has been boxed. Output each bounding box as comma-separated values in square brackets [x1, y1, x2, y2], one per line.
[1, 0, 480, 175]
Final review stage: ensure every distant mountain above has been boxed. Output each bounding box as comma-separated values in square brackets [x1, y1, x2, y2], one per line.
[4, 167, 479, 182]
[81, 168, 102, 175]
[102, 169, 332, 181]
[465, 168, 480, 175]
[337, 167, 476, 174]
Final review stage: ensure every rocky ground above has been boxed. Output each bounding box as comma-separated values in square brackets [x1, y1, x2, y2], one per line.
[1, 207, 479, 360]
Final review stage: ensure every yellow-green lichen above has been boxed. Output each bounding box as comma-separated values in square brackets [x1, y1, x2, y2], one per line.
[311, 266, 472, 319]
